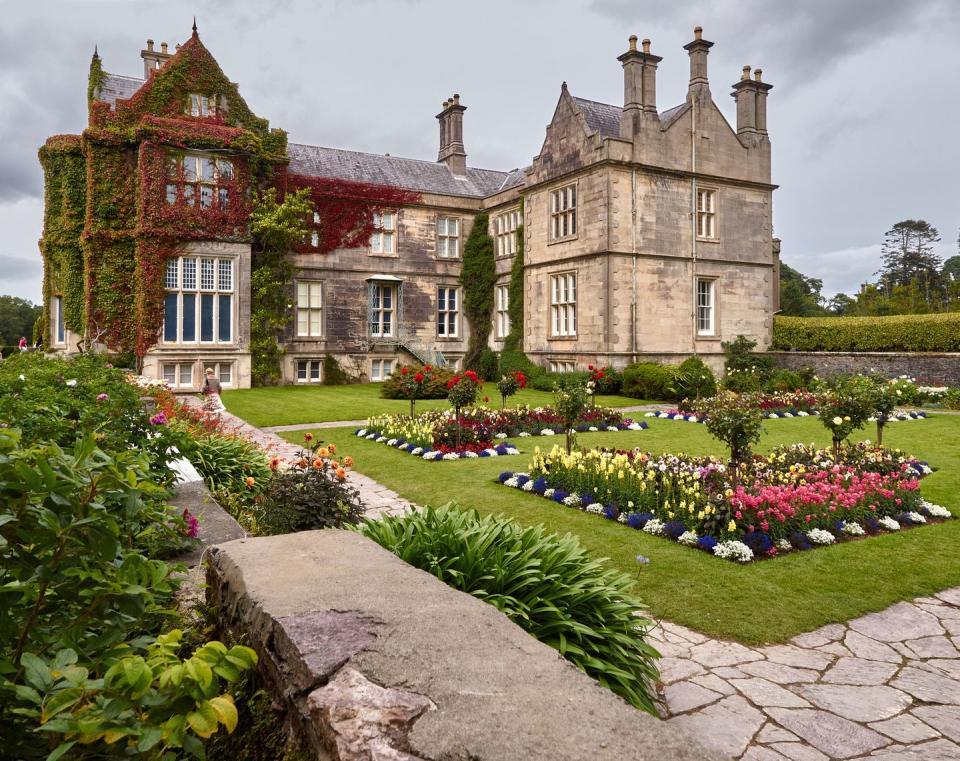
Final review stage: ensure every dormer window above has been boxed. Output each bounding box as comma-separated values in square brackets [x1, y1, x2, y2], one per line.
[165, 153, 234, 210]
[188, 94, 216, 117]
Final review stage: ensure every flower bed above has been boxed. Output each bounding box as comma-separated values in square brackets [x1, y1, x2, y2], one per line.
[497, 442, 949, 562]
[356, 405, 646, 461]
[649, 406, 928, 422]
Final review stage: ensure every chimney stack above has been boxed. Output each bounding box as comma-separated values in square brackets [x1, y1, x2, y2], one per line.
[617, 34, 662, 137]
[683, 26, 713, 98]
[141, 39, 173, 78]
[436, 94, 467, 175]
[731, 65, 773, 138]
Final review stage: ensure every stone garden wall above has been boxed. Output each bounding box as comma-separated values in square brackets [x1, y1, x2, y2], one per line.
[206, 529, 717, 761]
[768, 352, 960, 385]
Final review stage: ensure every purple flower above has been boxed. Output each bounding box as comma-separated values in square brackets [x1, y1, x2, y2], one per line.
[149, 412, 168, 426]
[96, 393, 109, 401]
[182, 508, 199, 538]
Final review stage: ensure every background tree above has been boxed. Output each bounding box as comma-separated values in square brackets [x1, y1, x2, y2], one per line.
[877, 220, 942, 301]
[0, 296, 42, 345]
[942, 254, 960, 284]
[460, 212, 496, 371]
[827, 293, 857, 315]
[778, 262, 825, 316]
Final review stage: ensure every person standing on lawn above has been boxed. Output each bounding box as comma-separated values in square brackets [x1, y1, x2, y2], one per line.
[203, 367, 226, 413]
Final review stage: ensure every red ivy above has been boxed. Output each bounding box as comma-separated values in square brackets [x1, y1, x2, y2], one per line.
[287, 174, 421, 254]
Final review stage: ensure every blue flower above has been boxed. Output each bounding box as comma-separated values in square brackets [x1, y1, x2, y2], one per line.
[576, 424, 588, 432]
[663, 519, 686, 540]
[865, 517, 881, 534]
[743, 530, 773, 555]
[640, 421, 649, 429]
[603, 504, 620, 521]
[495, 444, 509, 455]
[581, 493, 595, 506]
[533, 476, 548, 494]
[552, 489, 569, 503]
[635, 555, 651, 565]
[626, 512, 654, 529]
[790, 531, 812, 551]
[697, 535, 718, 552]
[479, 450, 490, 457]
[516, 474, 530, 487]
[834, 520, 846, 533]
[498, 471, 514, 484]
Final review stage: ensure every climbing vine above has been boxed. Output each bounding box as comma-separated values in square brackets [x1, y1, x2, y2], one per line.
[504, 204, 525, 351]
[460, 212, 496, 370]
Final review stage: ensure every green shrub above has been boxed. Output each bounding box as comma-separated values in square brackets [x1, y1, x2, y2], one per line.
[477, 348, 499, 381]
[819, 375, 875, 456]
[764, 369, 804, 393]
[622, 362, 677, 400]
[498, 349, 543, 380]
[670, 356, 717, 401]
[943, 388, 960, 410]
[380, 365, 456, 399]
[723, 335, 774, 375]
[589, 365, 623, 395]
[322, 354, 349, 385]
[179, 431, 272, 496]
[254, 454, 363, 535]
[356, 505, 660, 713]
[530, 370, 590, 392]
[698, 391, 765, 465]
[772, 313, 960, 352]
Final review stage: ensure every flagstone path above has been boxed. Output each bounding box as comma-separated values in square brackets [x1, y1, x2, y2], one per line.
[199, 399, 960, 759]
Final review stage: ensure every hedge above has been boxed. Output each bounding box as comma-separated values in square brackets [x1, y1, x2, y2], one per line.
[772, 314, 960, 353]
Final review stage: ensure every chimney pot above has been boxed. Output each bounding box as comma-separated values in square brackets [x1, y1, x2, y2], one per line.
[694, 26, 703, 40]
[160, 42, 168, 53]
[628, 35, 637, 51]
[741, 65, 751, 81]
[642, 38, 651, 53]
[146, 39, 154, 51]
[453, 93, 460, 104]
[754, 68, 763, 82]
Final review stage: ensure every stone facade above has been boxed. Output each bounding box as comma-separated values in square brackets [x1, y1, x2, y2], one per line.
[44, 26, 777, 388]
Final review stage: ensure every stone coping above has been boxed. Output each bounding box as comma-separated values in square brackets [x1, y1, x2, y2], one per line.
[207, 529, 719, 761]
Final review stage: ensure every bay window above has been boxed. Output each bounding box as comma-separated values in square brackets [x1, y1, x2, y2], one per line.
[163, 256, 234, 344]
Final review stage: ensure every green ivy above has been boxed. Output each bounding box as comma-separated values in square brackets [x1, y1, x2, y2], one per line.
[459, 212, 496, 370]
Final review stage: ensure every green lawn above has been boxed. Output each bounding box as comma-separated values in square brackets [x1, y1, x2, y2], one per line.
[222, 383, 646, 427]
[281, 416, 960, 646]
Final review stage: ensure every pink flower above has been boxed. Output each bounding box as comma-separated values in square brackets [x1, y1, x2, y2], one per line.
[96, 393, 109, 401]
[149, 412, 167, 426]
[182, 508, 199, 538]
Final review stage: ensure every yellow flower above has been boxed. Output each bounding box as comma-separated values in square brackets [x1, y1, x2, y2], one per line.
[727, 520, 737, 532]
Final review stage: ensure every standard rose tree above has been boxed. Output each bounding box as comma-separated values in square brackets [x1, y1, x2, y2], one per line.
[496, 370, 526, 409]
[398, 364, 434, 417]
[447, 370, 482, 448]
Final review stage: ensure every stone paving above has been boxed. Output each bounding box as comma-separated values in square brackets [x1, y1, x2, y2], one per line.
[205, 399, 960, 759]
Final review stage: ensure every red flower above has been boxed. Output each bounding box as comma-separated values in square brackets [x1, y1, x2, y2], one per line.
[414, 372, 425, 383]
[401, 366, 409, 376]
[447, 377, 459, 389]
[424, 365, 433, 372]
[588, 365, 594, 371]
[465, 370, 478, 382]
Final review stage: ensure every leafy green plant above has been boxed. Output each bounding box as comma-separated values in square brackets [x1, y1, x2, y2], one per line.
[698, 390, 764, 465]
[477, 347, 499, 381]
[868, 378, 901, 446]
[180, 431, 272, 495]
[722, 335, 774, 379]
[529, 370, 590, 392]
[322, 354, 349, 385]
[622, 362, 677, 400]
[23, 631, 257, 760]
[460, 211, 496, 370]
[670, 356, 716, 402]
[554, 379, 588, 454]
[254, 450, 363, 535]
[819, 376, 875, 457]
[356, 505, 660, 713]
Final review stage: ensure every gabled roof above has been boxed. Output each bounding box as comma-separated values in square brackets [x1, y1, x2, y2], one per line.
[288, 143, 523, 199]
[96, 73, 145, 108]
[571, 95, 692, 136]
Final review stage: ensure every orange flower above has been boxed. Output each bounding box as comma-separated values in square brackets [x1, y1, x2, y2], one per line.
[328, 443, 336, 454]
[245, 476, 255, 488]
[343, 456, 354, 468]
[335, 468, 346, 481]
[304, 433, 314, 442]
[296, 457, 308, 468]
[269, 457, 281, 471]
[312, 458, 324, 469]
[318, 447, 330, 459]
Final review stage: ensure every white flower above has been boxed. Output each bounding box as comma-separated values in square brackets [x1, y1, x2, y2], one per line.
[713, 540, 754, 562]
[797, 411, 809, 417]
[922, 502, 951, 518]
[495, 432, 508, 439]
[366, 433, 377, 440]
[519, 431, 532, 437]
[586, 503, 604, 514]
[422, 451, 440, 460]
[505, 447, 520, 455]
[522, 480, 534, 491]
[643, 518, 665, 536]
[65, 379, 77, 387]
[767, 413, 778, 419]
[807, 528, 835, 545]
[783, 412, 793, 418]
[442, 452, 459, 461]
[504, 476, 520, 487]
[540, 429, 556, 436]
[387, 438, 398, 447]
[376, 436, 387, 443]
[484, 448, 498, 456]
[617, 513, 628, 523]
[411, 447, 423, 456]
[688, 416, 698, 423]
[606, 426, 619, 432]
[907, 511, 927, 524]
[879, 516, 900, 531]
[776, 539, 792, 552]
[544, 488, 556, 498]
[832, 416, 844, 426]
[464, 451, 479, 459]
[356, 429, 367, 437]
[588, 426, 599, 432]
[627, 423, 644, 430]
[678, 531, 699, 546]
[18, 374, 25, 381]
[563, 494, 582, 507]
[841, 522, 865, 536]
[644, 412, 655, 417]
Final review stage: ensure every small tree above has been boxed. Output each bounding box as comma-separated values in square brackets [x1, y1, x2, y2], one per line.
[497, 370, 526, 409]
[447, 370, 481, 448]
[554, 380, 588, 455]
[868, 378, 900, 447]
[398, 364, 434, 417]
[698, 391, 764, 468]
[587, 365, 606, 407]
[819, 376, 874, 458]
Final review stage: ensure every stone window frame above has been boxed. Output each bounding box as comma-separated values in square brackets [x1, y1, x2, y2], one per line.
[369, 210, 398, 257]
[186, 93, 223, 118]
[296, 280, 324, 339]
[436, 215, 461, 259]
[549, 271, 577, 338]
[295, 358, 323, 384]
[370, 358, 396, 382]
[162, 361, 196, 389]
[436, 285, 460, 339]
[52, 295, 66, 347]
[549, 183, 578, 243]
[549, 359, 576, 373]
[495, 284, 510, 339]
[493, 208, 521, 258]
[165, 153, 234, 211]
[696, 186, 719, 241]
[369, 283, 397, 338]
[204, 361, 234, 387]
[695, 276, 718, 337]
[162, 255, 236, 346]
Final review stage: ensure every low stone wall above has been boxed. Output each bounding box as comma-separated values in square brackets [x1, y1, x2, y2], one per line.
[768, 351, 960, 385]
[207, 530, 717, 761]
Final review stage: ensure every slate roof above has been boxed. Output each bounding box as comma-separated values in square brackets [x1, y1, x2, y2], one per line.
[96, 72, 145, 108]
[572, 95, 691, 135]
[288, 143, 524, 198]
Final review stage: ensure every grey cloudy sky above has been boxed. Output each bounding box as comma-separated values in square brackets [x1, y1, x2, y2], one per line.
[2, 0, 958, 303]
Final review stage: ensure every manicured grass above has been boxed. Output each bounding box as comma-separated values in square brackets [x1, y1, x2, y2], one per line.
[282, 416, 960, 646]
[222, 383, 646, 427]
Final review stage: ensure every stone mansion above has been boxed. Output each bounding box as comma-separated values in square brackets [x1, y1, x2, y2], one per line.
[40, 25, 778, 390]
